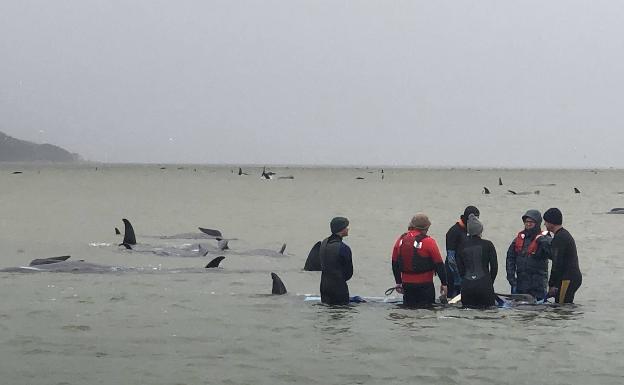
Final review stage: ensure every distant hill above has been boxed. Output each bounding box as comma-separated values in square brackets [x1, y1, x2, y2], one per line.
[0, 131, 81, 162]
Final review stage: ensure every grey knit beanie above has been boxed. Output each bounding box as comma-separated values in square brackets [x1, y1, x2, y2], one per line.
[467, 213, 483, 236]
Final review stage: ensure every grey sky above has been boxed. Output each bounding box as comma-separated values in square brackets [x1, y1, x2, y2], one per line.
[1, 1, 623, 167]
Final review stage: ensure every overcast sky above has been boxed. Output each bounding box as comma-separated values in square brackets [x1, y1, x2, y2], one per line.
[1, 1, 623, 167]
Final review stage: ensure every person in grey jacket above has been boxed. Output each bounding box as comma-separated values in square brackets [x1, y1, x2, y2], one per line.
[506, 209, 551, 300]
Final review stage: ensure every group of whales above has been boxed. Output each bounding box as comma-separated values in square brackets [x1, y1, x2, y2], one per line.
[0, 218, 287, 276]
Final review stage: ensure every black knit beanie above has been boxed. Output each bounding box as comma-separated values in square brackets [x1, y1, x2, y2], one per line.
[543, 208, 563, 225]
[461, 206, 480, 223]
[330, 217, 349, 234]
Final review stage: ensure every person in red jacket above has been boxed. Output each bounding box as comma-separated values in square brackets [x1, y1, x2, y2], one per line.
[391, 213, 448, 307]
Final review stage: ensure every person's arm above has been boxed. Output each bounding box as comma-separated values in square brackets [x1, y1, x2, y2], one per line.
[548, 236, 565, 288]
[391, 236, 402, 284]
[488, 240, 498, 283]
[506, 241, 517, 289]
[340, 243, 353, 281]
[535, 233, 552, 260]
[428, 239, 448, 286]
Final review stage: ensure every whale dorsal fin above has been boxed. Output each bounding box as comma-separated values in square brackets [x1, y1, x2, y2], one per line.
[205, 256, 225, 268]
[122, 219, 137, 245]
[29, 256, 71, 266]
[279, 243, 286, 254]
[115, 227, 121, 235]
[499, 177, 503, 186]
[508, 190, 517, 195]
[574, 187, 580, 194]
[483, 186, 490, 194]
[198, 227, 222, 237]
[271, 272, 287, 295]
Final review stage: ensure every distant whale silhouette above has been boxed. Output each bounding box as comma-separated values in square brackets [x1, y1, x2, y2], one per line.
[261, 166, 275, 180]
[507, 190, 539, 195]
[271, 272, 287, 294]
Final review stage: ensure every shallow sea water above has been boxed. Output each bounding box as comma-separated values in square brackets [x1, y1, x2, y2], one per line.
[1, 164, 623, 384]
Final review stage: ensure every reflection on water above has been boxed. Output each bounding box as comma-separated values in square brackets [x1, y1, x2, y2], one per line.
[314, 304, 359, 336]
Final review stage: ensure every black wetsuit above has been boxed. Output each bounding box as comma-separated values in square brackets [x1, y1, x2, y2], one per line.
[445, 221, 468, 298]
[548, 228, 582, 303]
[457, 236, 498, 307]
[319, 234, 353, 305]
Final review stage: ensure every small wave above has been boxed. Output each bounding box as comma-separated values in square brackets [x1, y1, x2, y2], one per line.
[89, 242, 112, 247]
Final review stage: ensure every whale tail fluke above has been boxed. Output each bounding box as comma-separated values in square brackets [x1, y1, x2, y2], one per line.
[122, 219, 137, 245]
[217, 239, 229, 250]
[271, 273, 287, 295]
[205, 256, 225, 268]
[198, 244, 210, 256]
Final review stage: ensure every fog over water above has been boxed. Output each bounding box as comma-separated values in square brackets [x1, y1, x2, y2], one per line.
[1, 1, 624, 167]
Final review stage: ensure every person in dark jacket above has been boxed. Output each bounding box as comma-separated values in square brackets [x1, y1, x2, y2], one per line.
[457, 214, 498, 308]
[506, 209, 551, 300]
[544, 208, 582, 303]
[445, 206, 480, 298]
[320, 217, 354, 305]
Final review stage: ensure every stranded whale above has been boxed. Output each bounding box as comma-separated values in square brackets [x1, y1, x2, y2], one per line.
[0, 256, 226, 273]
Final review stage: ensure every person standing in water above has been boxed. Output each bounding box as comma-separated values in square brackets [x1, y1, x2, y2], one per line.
[391, 213, 448, 307]
[445, 205, 480, 298]
[320, 217, 353, 305]
[456, 214, 498, 308]
[544, 208, 582, 303]
[506, 209, 551, 300]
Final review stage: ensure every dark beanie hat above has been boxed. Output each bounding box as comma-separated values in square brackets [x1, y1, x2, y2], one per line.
[543, 208, 562, 225]
[461, 206, 480, 222]
[330, 217, 349, 234]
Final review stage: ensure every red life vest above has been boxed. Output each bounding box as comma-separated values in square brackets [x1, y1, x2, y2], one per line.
[513, 230, 548, 255]
[396, 232, 435, 273]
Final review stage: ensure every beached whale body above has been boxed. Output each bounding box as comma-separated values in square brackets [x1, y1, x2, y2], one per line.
[118, 219, 230, 255]
[0, 256, 226, 273]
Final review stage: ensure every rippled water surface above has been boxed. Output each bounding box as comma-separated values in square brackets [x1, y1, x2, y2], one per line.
[1, 164, 623, 384]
